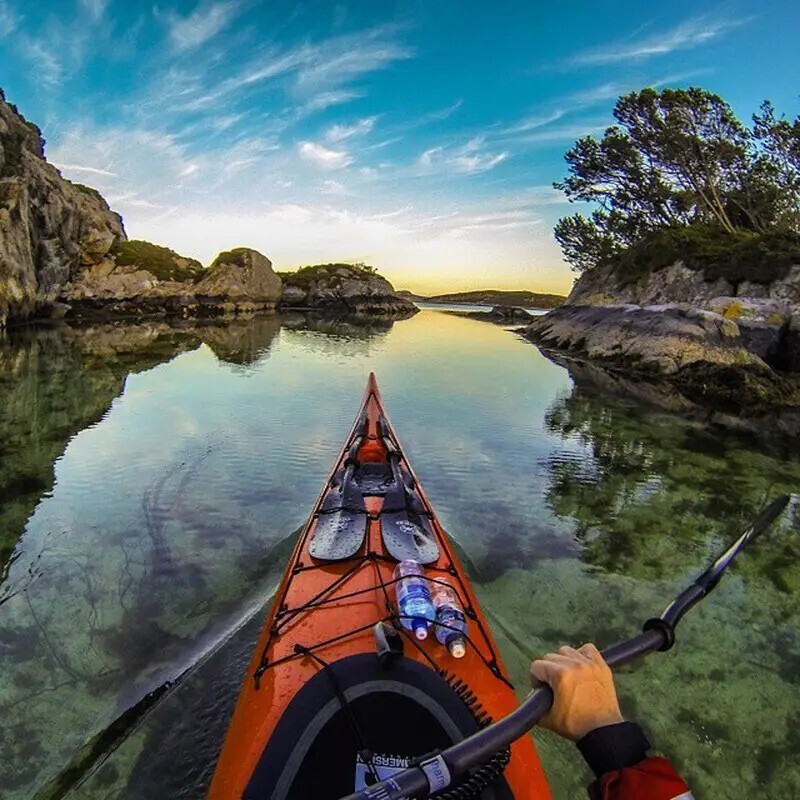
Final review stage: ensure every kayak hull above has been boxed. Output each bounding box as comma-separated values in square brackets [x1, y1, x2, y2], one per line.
[208, 374, 551, 799]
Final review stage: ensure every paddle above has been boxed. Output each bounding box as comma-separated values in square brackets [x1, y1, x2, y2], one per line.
[339, 495, 791, 800]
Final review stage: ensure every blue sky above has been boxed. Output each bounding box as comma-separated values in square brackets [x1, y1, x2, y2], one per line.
[0, 1, 798, 293]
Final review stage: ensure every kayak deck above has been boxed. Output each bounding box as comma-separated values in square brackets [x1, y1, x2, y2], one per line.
[208, 374, 551, 799]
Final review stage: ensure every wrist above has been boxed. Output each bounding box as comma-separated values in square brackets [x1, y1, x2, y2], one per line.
[577, 721, 650, 777]
[572, 710, 625, 741]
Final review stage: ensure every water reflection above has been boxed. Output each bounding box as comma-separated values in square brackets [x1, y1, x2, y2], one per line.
[543, 380, 800, 584]
[1, 310, 799, 800]
[196, 315, 281, 367]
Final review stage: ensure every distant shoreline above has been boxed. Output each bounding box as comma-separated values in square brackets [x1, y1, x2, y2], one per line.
[397, 289, 565, 309]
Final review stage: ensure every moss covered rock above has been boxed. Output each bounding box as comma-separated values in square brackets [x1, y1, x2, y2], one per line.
[111, 240, 204, 283]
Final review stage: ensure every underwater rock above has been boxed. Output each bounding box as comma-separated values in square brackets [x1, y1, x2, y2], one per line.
[443, 306, 534, 324]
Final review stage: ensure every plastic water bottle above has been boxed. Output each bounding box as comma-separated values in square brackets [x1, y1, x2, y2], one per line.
[432, 583, 467, 658]
[394, 560, 435, 640]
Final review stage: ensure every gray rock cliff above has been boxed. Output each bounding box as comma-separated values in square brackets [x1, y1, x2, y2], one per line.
[0, 90, 125, 326]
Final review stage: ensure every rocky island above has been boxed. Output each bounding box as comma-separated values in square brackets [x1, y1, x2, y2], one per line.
[525, 87, 800, 423]
[0, 89, 414, 327]
[279, 263, 417, 317]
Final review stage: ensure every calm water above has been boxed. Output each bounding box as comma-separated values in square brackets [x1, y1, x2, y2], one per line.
[1, 310, 798, 800]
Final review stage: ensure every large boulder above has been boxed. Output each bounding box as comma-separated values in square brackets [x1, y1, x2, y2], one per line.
[279, 263, 417, 318]
[62, 246, 282, 318]
[196, 248, 282, 306]
[0, 90, 125, 325]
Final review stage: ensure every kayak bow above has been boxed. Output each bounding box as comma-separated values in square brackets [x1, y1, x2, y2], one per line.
[208, 374, 551, 800]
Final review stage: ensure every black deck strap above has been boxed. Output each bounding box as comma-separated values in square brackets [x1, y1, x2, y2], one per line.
[577, 721, 651, 778]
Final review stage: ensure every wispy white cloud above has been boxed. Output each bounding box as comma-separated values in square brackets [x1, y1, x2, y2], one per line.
[80, 0, 110, 20]
[105, 191, 162, 209]
[321, 179, 349, 195]
[163, 0, 242, 52]
[571, 15, 746, 65]
[421, 99, 463, 123]
[363, 137, 402, 152]
[298, 140, 354, 170]
[0, 0, 17, 37]
[20, 38, 63, 86]
[301, 89, 366, 114]
[502, 108, 566, 135]
[567, 81, 636, 106]
[325, 117, 376, 143]
[54, 163, 119, 177]
[417, 137, 508, 175]
[294, 26, 414, 91]
[163, 24, 411, 120]
[510, 121, 608, 146]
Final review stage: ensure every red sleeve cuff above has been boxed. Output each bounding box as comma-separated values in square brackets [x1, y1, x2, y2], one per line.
[589, 755, 693, 800]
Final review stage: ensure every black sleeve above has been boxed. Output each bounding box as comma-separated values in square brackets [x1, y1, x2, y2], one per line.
[576, 722, 651, 778]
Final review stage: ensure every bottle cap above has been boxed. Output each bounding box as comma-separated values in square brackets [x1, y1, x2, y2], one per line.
[449, 640, 466, 658]
[413, 620, 429, 640]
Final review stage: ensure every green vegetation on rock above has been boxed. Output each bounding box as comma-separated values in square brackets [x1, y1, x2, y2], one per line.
[614, 225, 800, 287]
[554, 88, 800, 279]
[278, 262, 379, 288]
[208, 247, 253, 271]
[112, 240, 205, 283]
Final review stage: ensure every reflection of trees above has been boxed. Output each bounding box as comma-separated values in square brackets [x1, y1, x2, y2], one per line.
[543, 383, 800, 586]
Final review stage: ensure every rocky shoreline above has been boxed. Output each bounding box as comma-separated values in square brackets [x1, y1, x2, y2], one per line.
[523, 261, 800, 417]
[0, 91, 415, 328]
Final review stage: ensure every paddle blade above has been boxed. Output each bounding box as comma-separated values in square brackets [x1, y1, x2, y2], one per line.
[380, 511, 440, 564]
[308, 511, 368, 561]
[698, 494, 791, 590]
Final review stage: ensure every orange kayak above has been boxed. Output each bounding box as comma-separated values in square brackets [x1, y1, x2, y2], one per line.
[209, 374, 552, 799]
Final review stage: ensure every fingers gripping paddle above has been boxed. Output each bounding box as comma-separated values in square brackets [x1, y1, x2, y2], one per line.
[340, 495, 791, 800]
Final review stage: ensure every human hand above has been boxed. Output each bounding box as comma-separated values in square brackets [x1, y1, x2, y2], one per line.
[530, 643, 624, 741]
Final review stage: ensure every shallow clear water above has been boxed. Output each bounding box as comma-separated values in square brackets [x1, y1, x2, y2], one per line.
[1, 310, 799, 799]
